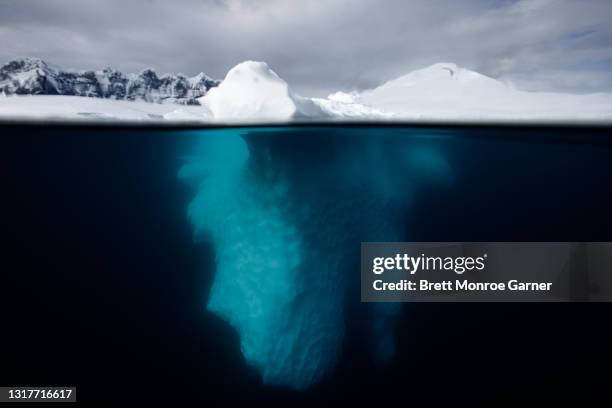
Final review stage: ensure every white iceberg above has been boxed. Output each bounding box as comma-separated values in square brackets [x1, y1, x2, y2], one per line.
[199, 60, 329, 121]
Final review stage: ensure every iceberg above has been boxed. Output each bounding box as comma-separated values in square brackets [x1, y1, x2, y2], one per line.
[179, 127, 453, 389]
[198, 60, 329, 121]
[199, 61, 300, 120]
[196, 60, 612, 122]
[2, 59, 611, 122]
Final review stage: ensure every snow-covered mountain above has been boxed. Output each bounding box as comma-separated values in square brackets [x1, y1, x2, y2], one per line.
[352, 62, 612, 120]
[1, 59, 611, 122]
[0, 58, 219, 105]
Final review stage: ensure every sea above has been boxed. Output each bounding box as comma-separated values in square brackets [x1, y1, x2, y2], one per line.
[2, 123, 612, 404]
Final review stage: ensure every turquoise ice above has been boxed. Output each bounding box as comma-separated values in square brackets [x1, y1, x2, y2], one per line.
[179, 127, 451, 389]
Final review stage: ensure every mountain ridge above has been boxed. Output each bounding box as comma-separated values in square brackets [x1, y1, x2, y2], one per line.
[0, 57, 220, 105]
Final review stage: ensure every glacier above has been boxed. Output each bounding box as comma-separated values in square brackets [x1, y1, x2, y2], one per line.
[179, 126, 452, 389]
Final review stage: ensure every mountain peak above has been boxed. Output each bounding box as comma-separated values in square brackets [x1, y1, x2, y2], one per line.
[357, 62, 509, 114]
[0, 57, 220, 104]
[381, 62, 501, 88]
[1, 57, 51, 74]
[426, 62, 459, 75]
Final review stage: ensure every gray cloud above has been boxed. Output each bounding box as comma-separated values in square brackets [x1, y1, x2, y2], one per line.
[1, 0, 611, 96]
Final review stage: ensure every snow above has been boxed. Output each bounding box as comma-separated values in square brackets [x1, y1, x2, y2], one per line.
[1, 60, 611, 123]
[0, 58, 219, 105]
[198, 60, 391, 121]
[0, 95, 208, 122]
[199, 61, 324, 121]
[198, 60, 611, 122]
[313, 96, 393, 119]
[355, 63, 612, 121]
[327, 91, 359, 103]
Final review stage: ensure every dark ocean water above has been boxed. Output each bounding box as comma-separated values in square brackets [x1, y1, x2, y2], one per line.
[2, 123, 612, 404]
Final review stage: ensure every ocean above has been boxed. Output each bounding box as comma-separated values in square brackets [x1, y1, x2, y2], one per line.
[2, 123, 612, 404]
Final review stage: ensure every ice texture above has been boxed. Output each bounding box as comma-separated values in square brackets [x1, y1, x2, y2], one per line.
[199, 61, 327, 121]
[179, 128, 452, 389]
[199, 61, 298, 120]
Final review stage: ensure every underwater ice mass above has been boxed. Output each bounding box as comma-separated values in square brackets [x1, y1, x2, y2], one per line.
[179, 128, 452, 389]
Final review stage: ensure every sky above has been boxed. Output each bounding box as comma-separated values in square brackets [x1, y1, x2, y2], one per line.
[1, 0, 611, 96]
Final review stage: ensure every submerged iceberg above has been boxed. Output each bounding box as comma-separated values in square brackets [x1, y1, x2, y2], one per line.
[179, 127, 452, 389]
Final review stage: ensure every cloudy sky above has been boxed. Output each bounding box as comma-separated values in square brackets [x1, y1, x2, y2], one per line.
[1, 0, 611, 96]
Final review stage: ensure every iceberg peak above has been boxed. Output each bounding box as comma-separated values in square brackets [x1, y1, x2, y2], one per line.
[199, 60, 298, 121]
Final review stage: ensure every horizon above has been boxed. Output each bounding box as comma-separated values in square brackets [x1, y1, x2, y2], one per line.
[4, 56, 612, 98]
